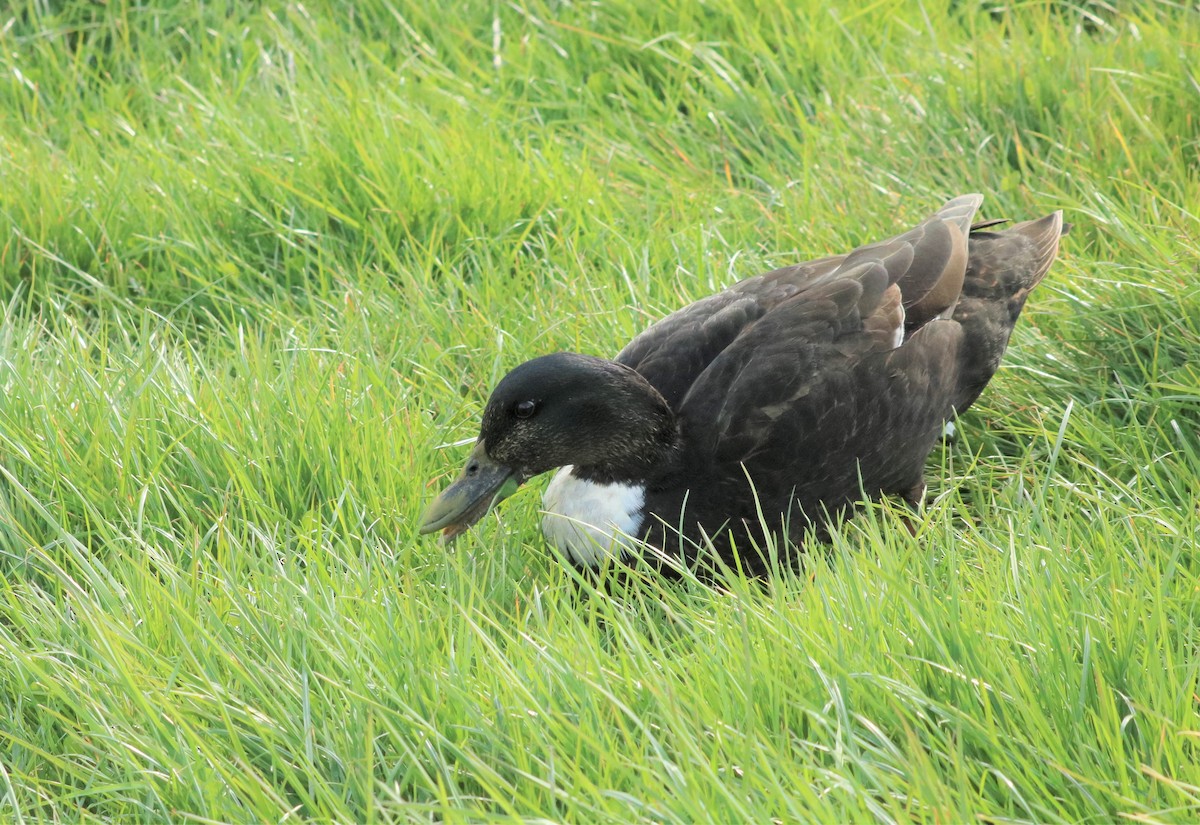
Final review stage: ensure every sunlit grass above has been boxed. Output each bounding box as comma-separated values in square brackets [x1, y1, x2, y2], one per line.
[1, 0, 1198, 821]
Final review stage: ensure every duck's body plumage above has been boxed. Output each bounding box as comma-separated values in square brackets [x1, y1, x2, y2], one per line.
[420, 195, 1066, 576]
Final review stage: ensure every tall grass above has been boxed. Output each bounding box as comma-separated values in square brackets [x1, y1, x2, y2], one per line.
[1, 0, 1198, 821]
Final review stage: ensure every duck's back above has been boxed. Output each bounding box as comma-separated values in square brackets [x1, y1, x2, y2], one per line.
[616, 195, 1064, 570]
[617, 196, 982, 404]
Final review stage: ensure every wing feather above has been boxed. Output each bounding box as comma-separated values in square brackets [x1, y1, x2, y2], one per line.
[617, 195, 982, 421]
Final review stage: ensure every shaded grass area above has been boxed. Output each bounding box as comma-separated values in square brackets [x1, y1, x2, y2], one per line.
[1, 0, 1198, 821]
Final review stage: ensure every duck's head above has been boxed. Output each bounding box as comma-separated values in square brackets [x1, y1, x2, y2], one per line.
[419, 352, 676, 539]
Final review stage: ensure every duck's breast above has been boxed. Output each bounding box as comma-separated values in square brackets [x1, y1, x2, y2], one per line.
[541, 466, 646, 568]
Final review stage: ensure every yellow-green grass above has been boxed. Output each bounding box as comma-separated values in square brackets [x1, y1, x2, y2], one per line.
[1, 0, 1198, 821]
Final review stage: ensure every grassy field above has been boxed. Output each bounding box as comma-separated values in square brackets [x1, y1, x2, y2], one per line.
[1, 0, 1198, 821]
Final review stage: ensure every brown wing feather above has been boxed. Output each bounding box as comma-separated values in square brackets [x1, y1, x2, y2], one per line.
[615, 255, 850, 407]
[615, 291, 769, 409]
[656, 285, 965, 548]
[904, 220, 968, 329]
[680, 261, 898, 459]
[620, 195, 1064, 493]
[863, 284, 904, 350]
[617, 196, 983, 409]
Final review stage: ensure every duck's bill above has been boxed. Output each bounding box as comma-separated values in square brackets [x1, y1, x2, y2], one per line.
[418, 442, 520, 540]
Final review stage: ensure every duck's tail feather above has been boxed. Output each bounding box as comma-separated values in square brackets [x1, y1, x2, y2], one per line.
[950, 209, 1066, 414]
[971, 213, 1073, 236]
[1011, 211, 1065, 289]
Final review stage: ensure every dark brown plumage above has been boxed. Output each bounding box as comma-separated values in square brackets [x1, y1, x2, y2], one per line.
[621, 196, 1063, 570]
[420, 195, 1066, 576]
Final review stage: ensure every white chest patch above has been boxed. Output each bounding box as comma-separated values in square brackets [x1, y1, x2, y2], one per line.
[541, 466, 646, 568]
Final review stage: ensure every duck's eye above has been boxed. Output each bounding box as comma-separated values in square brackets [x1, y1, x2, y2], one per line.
[514, 400, 538, 419]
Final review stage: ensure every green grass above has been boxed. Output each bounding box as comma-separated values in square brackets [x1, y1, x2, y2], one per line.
[1, 0, 1198, 820]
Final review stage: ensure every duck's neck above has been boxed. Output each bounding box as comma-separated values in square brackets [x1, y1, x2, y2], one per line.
[571, 416, 682, 487]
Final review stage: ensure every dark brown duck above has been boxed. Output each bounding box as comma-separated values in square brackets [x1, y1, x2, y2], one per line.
[421, 195, 1066, 575]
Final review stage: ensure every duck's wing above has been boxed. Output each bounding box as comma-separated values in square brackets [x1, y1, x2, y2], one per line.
[676, 263, 961, 465]
[614, 256, 844, 410]
[617, 194, 982, 411]
[673, 196, 988, 500]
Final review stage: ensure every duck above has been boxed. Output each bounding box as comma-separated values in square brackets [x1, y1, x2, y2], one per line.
[419, 194, 1066, 576]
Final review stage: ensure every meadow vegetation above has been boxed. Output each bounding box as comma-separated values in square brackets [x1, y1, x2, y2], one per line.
[1, 0, 1198, 821]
